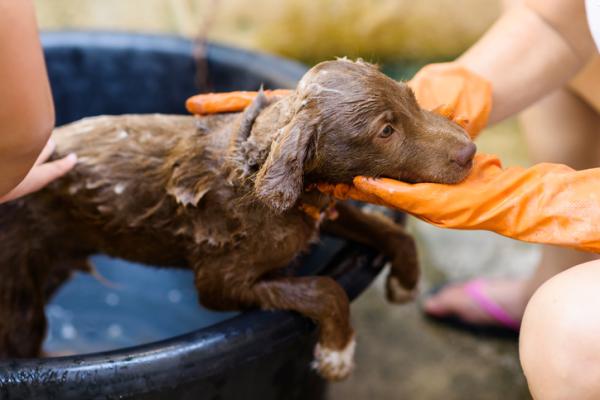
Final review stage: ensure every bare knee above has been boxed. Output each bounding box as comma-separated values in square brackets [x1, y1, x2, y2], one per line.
[520, 260, 600, 399]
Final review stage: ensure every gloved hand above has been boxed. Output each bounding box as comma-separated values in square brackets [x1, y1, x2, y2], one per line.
[408, 62, 492, 138]
[317, 154, 600, 253]
[186, 89, 292, 115]
[185, 63, 492, 138]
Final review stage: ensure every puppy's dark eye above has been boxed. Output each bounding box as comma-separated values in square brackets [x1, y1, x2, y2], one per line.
[380, 124, 395, 138]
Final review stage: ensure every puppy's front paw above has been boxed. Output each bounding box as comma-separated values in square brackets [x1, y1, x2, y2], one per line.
[386, 275, 417, 304]
[311, 335, 356, 381]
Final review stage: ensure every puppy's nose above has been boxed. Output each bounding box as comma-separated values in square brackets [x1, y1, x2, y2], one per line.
[451, 142, 477, 167]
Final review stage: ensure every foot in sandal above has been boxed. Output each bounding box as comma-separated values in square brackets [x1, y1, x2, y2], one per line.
[423, 278, 529, 332]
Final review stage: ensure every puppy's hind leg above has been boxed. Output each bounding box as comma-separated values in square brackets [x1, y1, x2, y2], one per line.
[0, 203, 76, 358]
[0, 256, 49, 358]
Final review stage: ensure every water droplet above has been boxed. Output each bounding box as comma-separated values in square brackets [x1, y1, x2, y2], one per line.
[168, 289, 182, 303]
[61, 323, 77, 340]
[47, 304, 65, 318]
[107, 324, 123, 338]
[113, 183, 126, 195]
[105, 292, 120, 306]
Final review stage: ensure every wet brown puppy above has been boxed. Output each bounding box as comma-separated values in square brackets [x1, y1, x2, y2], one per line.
[0, 59, 474, 380]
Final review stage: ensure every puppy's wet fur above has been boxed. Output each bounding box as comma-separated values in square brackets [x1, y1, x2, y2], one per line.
[0, 60, 474, 380]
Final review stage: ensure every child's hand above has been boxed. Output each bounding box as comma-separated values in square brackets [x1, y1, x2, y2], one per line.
[0, 139, 76, 203]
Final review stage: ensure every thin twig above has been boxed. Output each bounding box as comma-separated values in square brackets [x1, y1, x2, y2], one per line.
[193, 0, 220, 93]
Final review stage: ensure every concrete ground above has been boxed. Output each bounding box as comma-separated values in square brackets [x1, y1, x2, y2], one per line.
[330, 120, 538, 399]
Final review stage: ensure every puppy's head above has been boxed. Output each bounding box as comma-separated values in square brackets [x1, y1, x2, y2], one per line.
[255, 59, 476, 213]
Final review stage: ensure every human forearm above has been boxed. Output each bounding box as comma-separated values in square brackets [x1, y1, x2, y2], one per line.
[0, 0, 54, 196]
[457, 0, 595, 124]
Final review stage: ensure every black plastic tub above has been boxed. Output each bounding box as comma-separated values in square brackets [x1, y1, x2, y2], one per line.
[0, 32, 386, 400]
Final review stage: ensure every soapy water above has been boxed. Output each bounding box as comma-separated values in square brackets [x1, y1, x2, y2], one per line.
[43, 236, 345, 356]
[43, 255, 237, 356]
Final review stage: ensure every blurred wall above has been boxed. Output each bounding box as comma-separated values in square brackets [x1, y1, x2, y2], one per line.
[35, 0, 500, 63]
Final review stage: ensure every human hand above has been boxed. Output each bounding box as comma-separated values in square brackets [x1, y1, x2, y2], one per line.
[318, 153, 600, 253]
[0, 139, 77, 203]
[408, 62, 492, 138]
[186, 89, 292, 115]
[184, 62, 492, 139]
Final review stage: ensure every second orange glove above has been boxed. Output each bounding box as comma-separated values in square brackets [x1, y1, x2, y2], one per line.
[408, 62, 492, 138]
[185, 62, 493, 139]
[318, 154, 600, 254]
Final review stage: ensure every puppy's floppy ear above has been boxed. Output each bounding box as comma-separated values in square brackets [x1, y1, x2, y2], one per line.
[254, 108, 317, 213]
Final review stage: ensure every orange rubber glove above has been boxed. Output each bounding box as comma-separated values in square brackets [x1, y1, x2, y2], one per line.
[186, 89, 292, 115]
[318, 154, 600, 253]
[185, 63, 491, 138]
[408, 62, 492, 139]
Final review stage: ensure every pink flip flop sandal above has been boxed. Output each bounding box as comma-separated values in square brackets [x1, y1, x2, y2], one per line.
[422, 278, 521, 339]
[464, 279, 521, 331]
